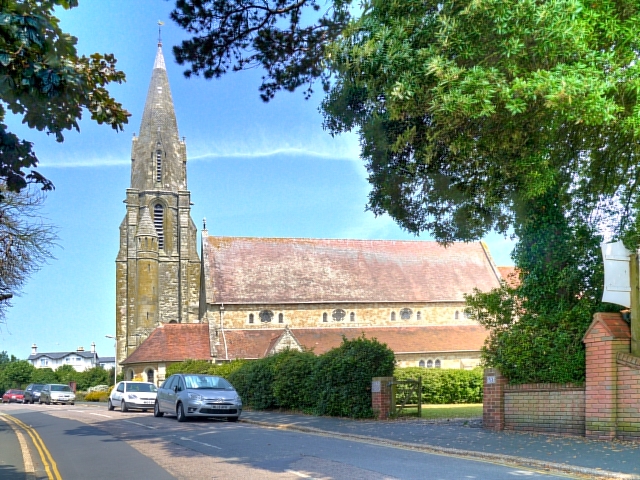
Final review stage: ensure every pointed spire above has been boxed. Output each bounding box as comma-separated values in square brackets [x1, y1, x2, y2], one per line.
[153, 44, 166, 70]
[136, 207, 157, 237]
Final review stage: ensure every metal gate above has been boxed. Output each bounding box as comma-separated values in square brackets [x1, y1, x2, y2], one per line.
[390, 377, 422, 417]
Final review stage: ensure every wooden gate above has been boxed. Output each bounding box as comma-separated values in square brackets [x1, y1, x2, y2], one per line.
[390, 377, 422, 417]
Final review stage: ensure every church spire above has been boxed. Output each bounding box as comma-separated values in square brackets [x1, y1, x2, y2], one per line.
[130, 42, 186, 191]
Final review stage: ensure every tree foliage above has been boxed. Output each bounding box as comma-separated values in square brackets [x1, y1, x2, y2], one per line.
[0, 185, 56, 320]
[0, 0, 129, 192]
[170, 0, 352, 101]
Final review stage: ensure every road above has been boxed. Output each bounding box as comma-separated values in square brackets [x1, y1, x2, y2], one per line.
[0, 403, 575, 479]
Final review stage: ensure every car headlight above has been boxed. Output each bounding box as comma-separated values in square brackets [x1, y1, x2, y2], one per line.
[188, 393, 203, 402]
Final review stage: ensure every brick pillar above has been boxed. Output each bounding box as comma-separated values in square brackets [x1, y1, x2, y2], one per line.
[583, 312, 631, 440]
[483, 368, 506, 430]
[372, 377, 394, 420]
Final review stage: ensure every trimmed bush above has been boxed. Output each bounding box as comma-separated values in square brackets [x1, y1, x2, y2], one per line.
[394, 367, 483, 404]
[272, 350, 317, 411]
[314, 335, 395, 418]
[84, 391, 109, 402]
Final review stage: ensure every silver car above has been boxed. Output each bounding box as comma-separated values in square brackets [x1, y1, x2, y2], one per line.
[39, 384, 75, 405]
[154, 374, 242, 422]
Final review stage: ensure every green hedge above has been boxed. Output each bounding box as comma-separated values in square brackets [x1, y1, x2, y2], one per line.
[170, 335, 395, 418]
[394, 367, 483, 404]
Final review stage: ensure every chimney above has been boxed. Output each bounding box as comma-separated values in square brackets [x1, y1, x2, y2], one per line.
[91, 342, 96, 354]
[77, 346, 84, 352]
[31, 344, 37, 355]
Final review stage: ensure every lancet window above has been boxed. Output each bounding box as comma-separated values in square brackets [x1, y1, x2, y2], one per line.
[153, 204, 164, 250]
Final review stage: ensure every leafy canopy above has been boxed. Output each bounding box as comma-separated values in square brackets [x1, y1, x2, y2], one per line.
[0, 0, 130, 192]
[170, 0, 352, 101]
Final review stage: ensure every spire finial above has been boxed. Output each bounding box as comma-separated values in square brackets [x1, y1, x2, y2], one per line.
[157, 20, 164, 46]
[203, 217, 207, 230]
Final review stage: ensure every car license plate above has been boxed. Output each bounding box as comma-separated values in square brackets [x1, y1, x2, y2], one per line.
[213, 405, 230, 409]
[144, 400, 154, 404]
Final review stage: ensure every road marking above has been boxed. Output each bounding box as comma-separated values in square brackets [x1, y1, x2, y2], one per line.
[88, 413, 113, 418]
[0, 414, 34, 473]
[179, 436, 222, 449]
[0, 413, 62, 480]
[285, 470, 316, 479]
[124, 420, 156, 429]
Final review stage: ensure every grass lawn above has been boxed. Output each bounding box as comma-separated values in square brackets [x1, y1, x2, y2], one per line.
[398, 404, 483, 420]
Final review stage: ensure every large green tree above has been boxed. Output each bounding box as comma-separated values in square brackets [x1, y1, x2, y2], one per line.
[0, 0, 129, 193]
[172, 0, 640, 382]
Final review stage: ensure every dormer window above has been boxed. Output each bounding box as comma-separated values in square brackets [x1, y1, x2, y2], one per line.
[156, 150, 162, 182]
[153, 204, 164, 250]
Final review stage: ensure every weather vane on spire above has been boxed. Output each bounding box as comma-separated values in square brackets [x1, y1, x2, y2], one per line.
[158, 20, 164, 46]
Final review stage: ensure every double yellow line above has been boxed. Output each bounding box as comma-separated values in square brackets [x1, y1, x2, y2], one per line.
[0, 412, 61, 480]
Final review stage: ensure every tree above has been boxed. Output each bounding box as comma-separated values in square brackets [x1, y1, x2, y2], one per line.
[30, 367, 56, 384]
[0, 185, 56, 320]
[54, 363, 78, 385]
[170, 0, 352, 101]
[0, 358, 34, 388]
[0, 0, 129, 193]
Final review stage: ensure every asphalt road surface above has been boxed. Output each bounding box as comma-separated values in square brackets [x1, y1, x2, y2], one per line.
[0, 403, 576, 479]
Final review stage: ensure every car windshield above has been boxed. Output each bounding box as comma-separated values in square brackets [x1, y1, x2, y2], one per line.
[126, 383, 157, 393]
[51, 385, 71, 392]
[183, 375, 233, 390]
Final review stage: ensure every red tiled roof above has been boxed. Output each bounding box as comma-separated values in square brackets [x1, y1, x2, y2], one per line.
[220, 326, 488, 360]
[497, 266, 520, 288]
[202, 236, 501, 304]
[121, 323, 211, 364]
[583, 312, 630, 342]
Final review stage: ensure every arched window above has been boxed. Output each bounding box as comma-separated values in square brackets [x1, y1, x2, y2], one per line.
[146, 369, 154, 384]
[427, 360, 433, 368]
[350, 312, 355, 322]
[390, 311, 396, 321]
[278, 313, 284, 323]
[259, 310, 273, 323]
[454, 310, 459, 320]
[156, 150, 162, 182]
[332, 309, 345, 322]
[419, 360, 425, 368]
[400, 308, 412, 320]
[322, 312, 328, 322]
[416, 311, 421, 321]
[249, 313, 254, 324]
[435, 359, 441, 369]
[153, 204, 164, 250]
[127, 369, 134, 380]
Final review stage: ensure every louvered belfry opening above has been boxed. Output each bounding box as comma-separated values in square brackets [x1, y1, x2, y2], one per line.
[156, 150, 162, 182]
[153, 204, 164, 250]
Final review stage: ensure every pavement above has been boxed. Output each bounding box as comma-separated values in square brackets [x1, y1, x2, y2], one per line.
[240, 410, 640, 479]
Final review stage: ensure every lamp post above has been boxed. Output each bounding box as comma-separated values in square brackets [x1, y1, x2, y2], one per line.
[105, 335, 117, 386]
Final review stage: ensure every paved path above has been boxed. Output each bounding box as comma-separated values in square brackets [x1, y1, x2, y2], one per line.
[241, 411, 640, 479]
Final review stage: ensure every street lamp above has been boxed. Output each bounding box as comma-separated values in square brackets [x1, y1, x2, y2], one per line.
[105, 335, 117, 386]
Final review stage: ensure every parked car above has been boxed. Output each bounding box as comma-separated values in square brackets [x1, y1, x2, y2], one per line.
[24, 383, 45, 404]
[39, 384, 75, 405]
[108, 381, 157, 412]
[154, 374, 242, 422]
[2, 389, 24, 403]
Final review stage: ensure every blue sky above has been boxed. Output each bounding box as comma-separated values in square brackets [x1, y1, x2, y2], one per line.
[0, 1, 515, 360]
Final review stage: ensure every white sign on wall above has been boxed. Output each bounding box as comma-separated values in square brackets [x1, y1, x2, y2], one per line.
[601, 240, 632, 308]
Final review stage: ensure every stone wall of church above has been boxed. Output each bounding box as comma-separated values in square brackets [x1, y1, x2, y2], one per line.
[158, 260, 179, 323]
[395, 352, 482, 369]
[209, 302, 476, 329]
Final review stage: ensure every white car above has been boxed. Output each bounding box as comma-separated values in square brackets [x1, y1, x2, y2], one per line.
[108, 381, 157, 412]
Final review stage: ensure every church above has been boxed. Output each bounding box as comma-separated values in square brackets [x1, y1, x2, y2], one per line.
[115, 43, 507, 385]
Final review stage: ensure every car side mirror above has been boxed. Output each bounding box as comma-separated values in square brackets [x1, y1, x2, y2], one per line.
[173, 385, 178, 393]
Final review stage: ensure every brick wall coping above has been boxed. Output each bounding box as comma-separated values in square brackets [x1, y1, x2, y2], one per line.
[617, 352, 640, 370]
[583, 312, 629, 343]
[504, 383, 584, 393]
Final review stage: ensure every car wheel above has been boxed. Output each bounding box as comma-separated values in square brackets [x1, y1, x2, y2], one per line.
[153, 401, 163, 418]
[30, 399, 34, 405]
[142, 409, 147, 413]
[176, 403, 187, 422]
[227, 416, 239, 422]
[46, 400, 50, 405]
[70, 402, 74, 406]
[107, 399, 114, 411]
[121, 400, 128, 413]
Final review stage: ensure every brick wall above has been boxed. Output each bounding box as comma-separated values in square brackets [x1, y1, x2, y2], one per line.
[616, 353, 640, 441]
[504, 384, 585, 435]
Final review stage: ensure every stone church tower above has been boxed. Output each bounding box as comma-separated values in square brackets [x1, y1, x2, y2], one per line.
[115, 43, 200, 368]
